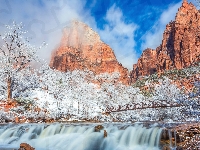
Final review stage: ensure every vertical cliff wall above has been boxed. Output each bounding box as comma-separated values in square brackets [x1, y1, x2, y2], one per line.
[130, 0, 200, 82]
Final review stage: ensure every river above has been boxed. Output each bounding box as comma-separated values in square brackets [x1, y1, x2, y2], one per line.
[0, 123, 166, 150]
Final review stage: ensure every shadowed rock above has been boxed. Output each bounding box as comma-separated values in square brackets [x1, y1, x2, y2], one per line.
[104, 130, 107, 138]
[94, 125, 104, 132]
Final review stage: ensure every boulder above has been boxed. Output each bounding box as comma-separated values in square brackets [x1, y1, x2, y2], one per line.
[18, 143, 35, 150]
[94, 125, 104, 132]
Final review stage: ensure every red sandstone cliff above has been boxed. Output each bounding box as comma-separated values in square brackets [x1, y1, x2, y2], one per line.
[130, 0, 200, 82]
[50, 21, 129, 84]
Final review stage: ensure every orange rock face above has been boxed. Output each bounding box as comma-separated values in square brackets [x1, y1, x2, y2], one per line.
[19, 143, 35, 150]
[130, 0, 200, 82]
[130, 48, 157, 83]
[50, 21, 129, 84]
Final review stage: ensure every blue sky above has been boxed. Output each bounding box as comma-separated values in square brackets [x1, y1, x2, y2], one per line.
[0, 0, 199, 69]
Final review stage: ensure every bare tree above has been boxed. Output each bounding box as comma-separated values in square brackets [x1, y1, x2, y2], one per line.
[0, 22, 45, 101]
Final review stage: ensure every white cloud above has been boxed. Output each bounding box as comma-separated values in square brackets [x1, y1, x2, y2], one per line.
[0, 0, 199, 70]
[98, 5, 138, 70]
[0, 1, 137, 70]
[141, 1, 182, 50]
[0, 0, 88, 62]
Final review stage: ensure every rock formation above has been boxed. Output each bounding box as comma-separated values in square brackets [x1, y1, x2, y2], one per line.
[131, 48, 157, 80]
[160, 123, 200, 150]
[50, 21, 129, 84]
[130, 0, 200, 82]
[94, 125, 104, 132]
[104, 130, 107, 138]
[18, 143, 35, 150]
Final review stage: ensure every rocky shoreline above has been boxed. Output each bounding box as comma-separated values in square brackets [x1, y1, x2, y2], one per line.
[161, 123, 200, 149]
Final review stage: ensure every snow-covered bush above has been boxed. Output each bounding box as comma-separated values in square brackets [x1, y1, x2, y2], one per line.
[153, 77, 181, 102]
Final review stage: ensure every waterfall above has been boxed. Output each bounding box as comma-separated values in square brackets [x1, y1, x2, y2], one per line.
[168, 129, 172, 149]
[174, 130, 177, 149]
[0, 123, 162, 150]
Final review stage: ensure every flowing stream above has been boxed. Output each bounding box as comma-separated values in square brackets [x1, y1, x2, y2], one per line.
[0, 123, 162, 150]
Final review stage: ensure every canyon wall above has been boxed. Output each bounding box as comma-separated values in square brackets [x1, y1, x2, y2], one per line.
[50, 21, 129, 84]
[130, 0, 200, 82]
[50, 1, 200, 85]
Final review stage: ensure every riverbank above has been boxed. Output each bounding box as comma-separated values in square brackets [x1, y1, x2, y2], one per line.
[160, 122, 200, 149]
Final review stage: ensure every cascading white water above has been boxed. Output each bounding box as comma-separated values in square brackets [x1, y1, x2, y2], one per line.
[0, 123, 162, 150]
[168, 129, 172, 149]
[174, 130, 177, 149]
